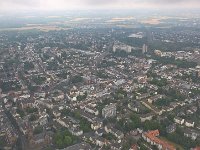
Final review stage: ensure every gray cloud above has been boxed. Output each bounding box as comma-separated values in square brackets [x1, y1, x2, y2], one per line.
[0, 0, 200, 12]
[0, 0, 39, 6]
[78, 0, 200, 8]
[149, 0, 199, 4]
[84, 0, 121, 5]
[85, 0, 200, 5]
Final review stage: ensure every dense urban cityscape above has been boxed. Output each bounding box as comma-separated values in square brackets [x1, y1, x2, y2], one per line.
[1, 1, 200, 150]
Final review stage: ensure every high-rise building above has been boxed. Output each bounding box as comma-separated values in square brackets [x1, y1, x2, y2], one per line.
[113, 43, 132, 53]
[102, 104, 116, 118]
[142, 44, 148, 54]
[0, 88, 2, 98]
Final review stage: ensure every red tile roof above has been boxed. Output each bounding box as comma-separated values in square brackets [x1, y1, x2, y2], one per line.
[193, 147, 200, 150]
[144, 130, 176, 150]
[130, 144, 138, 150]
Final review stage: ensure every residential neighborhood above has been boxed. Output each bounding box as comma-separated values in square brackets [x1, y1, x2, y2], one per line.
[1, 6, 200, 150]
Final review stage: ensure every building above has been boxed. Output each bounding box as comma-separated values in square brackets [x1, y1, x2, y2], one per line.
[166, 124, 176, 133]
[84, 106, 99, 116]
[105, 124, 124, 139]
[56, 117, 83, 136]
[154, 50, 162, 56]
[5, 128, 18, 145]
[0, 88, 2, 98]
[63, 142, 92, 150]
[91, 121, 102, 130]
[113, 43, 132, 53]
[19, 99, 36, 109]
[174, 117, 185, 125]
[184, 129, 198, 140]
[185, 120, 195, 128]
[110, 141, 123, 150]
[130, 144, 138, 150]
[29, 131, 53, 148]
[140, 113, 154, 122]
[128, 101, 140, 113]
[142, 44, 148, 54]
[192, 146, 200, 150]
[142, 130, 175, 150]
[148, 95, 164, 104]
[102, 104, 116, 118]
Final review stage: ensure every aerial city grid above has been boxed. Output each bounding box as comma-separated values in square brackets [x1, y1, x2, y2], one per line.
[0, 0, 200, 150]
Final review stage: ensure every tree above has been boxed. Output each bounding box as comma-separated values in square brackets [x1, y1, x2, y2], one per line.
[32, 76, 46, 85]
[71, 75, 83, 84]
[102, 133, 116, 140]
[33, 126, 43, 134]
[16, 109, 25, 118]
[154, 98, 173, 107]
[26, 107, 38, 113]
[55, 132, 62, 141]
[122, 143, 130, 150]
[167, 114, 175, 122]
[167, 132, 196, 149]
[74, 111, 81, 119]
[96, 71, 109, 79]
[80, 118, 91, 132]
[24, 61, 34, 70]
[63, 136, 72, 146]
[140, 144, 148, 150]
[152, 145, 159, 150]
[130, 113, 141, 128]
[122, 136, 136, 149]
[77, 92, 87, 101]
[61, 51, 68, 59]
[29, 114, 37, 121]
[56, 139, 63, 148]
[143, 120, 166, 136]
[102, 145, 111, 150]
[150, 78, 168, 87]
[61, 109, 71, 116]
[125, 121, 136, 131]
[54, 129, 78, 149]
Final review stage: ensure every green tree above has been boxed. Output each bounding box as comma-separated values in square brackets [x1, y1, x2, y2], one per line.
[33, 126, 43, 134]
[63, 136, 72, 146]
[24, 61, 34, 70]
[16, 109, 25, 118]
[29, 114, 37, 121]
[130, 113, 141, 128]
[71, 75, 83, 84]
[74, 111, 81, 119]
[56, 139, 63, 148]
[55, 132, 62, 141]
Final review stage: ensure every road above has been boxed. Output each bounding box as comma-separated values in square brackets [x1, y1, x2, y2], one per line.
[49, 78, 70, 91]
[4, 110, 28, 150]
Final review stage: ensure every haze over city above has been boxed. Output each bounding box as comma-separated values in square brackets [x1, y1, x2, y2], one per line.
[1, 0, 200, 12]
[1, 0, 200, 150]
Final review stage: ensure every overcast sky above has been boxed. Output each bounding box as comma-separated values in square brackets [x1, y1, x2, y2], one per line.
[1, 0, 200, 12]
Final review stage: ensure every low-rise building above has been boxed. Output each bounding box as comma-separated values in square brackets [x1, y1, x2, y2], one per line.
[102, 104, 116, 118]
[166, 124, 176, 133]
[142, 130, 175, 150]
[91, 121, 102, 130]
[64, 142, 92, 150]
[185, 120, 195, 128]
[184, 129, 198, 140]
[105, 124, 124, 139]
[140, 113, 154, 122]
[174, 117, 185, 125]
